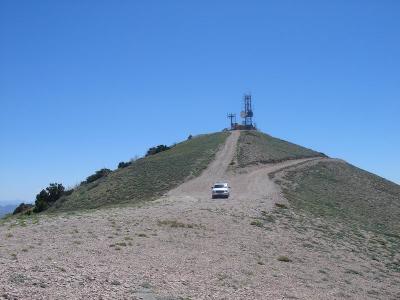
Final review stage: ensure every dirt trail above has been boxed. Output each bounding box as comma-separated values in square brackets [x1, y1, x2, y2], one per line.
[1, 132, 394, 300]
[168, 130, 323, 216]
[168, 130, 240, 198]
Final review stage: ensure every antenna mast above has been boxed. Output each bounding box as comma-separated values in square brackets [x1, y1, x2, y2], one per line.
[227, 113, 236, 130]
[240, 93, 254, 128]
[226, 93, 256, 130]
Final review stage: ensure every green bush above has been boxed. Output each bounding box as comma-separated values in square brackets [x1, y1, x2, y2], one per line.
[84, 168, 112, 184]
[12, 203, 33, 215]
[277, 255, 292, 262]
[50, 132, 229, 211]
[118, 161, 131, 169]
[34, 191, 49, 212]
[145, 145, 170, 157]
[33, 183, 65, 213]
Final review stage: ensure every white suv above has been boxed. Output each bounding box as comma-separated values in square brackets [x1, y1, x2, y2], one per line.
[211, 182, 230, 199]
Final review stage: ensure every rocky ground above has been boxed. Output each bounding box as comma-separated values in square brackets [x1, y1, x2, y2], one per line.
[1, 131, 399, 299]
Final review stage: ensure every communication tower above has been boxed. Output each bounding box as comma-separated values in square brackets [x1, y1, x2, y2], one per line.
[226, 93, 256, 130]
[240, 94, 254, 129]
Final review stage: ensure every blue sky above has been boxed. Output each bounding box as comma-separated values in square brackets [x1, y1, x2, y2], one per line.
[1, 1, 399, 205]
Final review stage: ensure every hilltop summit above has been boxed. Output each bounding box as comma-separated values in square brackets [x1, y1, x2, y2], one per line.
[1, 130, 399, 299]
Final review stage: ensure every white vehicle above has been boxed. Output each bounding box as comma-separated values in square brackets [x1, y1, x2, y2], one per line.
[211, 182, 230, 199]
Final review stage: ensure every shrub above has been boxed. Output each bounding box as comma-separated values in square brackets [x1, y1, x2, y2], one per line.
[46, 183, 65, 202]
[250, 220, 263, 227]
[13, 203, 33, 215]
[188, 134, 193, 140]
[84, 168, 112, 184]
[118, 161, 131, 169]
[34, 192, 49, 212]
[277, 255, 292, 262]
[145, 145, 170, 157]
[275, 203, 288, 209]
[33, 183, 65, 213]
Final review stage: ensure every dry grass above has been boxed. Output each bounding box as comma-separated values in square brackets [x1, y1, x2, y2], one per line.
[279, 161, 400, 238]
[250, 219, 263, 227]
[272, 160, 400, 273]
[49, 132, 229, 212]
[157, 219, 199, 229]
[236, 131, 325, 167]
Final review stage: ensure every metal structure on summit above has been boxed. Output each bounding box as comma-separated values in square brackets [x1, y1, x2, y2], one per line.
[227, 94, 256, 130]
[241, 94, 254, 128]
[227, 113, 236, 130]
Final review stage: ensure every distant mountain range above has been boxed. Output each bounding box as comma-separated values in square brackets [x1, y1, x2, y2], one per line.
[0, 204, 17, 218]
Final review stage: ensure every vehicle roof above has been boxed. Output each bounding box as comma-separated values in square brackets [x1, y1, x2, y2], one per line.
[214, 182, 228, 185]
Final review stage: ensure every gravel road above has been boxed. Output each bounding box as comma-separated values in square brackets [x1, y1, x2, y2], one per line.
[1, 131, 398, 299]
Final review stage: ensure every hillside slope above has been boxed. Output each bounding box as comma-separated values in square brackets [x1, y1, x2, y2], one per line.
[50, 132, 229, 211]
[270, 159, 400, 273]
[273, 160, 400, 236]
[236, 130, 326, 167]
[1, 130, 399, 299]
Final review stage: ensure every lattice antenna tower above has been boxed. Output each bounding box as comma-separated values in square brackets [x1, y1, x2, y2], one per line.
[240, 93, 254, 127]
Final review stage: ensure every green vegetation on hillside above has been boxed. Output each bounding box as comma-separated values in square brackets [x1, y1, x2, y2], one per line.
[50, 132, 229, 211]
[271, 160, 400, 271]
[83, 168, 112, 184]
[117, 161, 131, 169]
[276, 161, 400, 236]
[34, 183, 66, 212]
[236, 131, 325, 167]
[145, 144, 171, 157]
[12, 203, 33, 215]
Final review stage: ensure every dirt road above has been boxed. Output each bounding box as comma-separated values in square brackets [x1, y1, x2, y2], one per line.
[168, 130, 322, 217]
[1, 131, 396, 300]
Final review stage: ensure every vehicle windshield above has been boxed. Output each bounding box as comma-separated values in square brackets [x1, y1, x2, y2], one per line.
[214, 184, 225, 188]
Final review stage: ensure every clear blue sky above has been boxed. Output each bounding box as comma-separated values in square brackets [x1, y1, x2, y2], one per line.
[1, 1, 399, 205]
